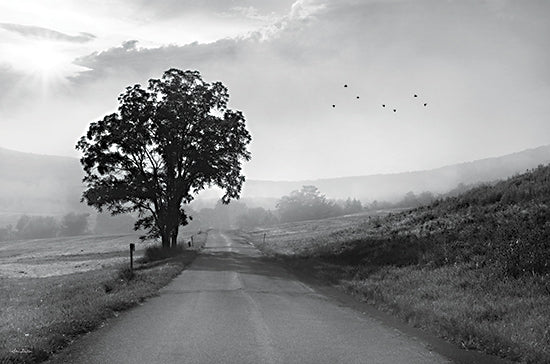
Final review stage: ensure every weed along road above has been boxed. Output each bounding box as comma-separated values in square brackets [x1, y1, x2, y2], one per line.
[48, 231, 504, 364]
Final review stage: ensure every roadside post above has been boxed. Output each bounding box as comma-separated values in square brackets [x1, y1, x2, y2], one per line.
[263, 233, 266, 244]
[129, 243, 135, 272]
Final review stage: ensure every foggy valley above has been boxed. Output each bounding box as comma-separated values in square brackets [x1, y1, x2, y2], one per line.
[2, 1, 550, 364]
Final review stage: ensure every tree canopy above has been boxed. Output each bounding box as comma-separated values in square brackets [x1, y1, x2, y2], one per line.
[277, 185, 339, 222]
[276, 186, 364, 222]
[76, 69, 251, 247]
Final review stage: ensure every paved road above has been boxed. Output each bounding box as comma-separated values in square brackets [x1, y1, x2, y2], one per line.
[47, 231, 503, 364]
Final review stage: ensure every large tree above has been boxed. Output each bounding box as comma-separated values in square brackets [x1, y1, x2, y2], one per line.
[77, 69, 251, 248]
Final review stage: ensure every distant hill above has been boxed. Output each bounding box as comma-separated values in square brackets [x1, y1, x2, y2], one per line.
[242, 145, 550, 202]
[1, 145, 550, 214]
[0, 147, 84, 214]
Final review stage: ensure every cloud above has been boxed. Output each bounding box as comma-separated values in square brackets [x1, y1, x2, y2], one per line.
[72, 39, 241, 85]
[229, 6, 279, 22]
[122, 0, 295, 19]
[70, 0, 330, 83]
[0, 23, 96, 43]
[70, 0, 550, 117]
[288, 0, 326, 20]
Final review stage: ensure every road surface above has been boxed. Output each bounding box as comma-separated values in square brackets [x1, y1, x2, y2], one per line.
[48, 231, 508, 364]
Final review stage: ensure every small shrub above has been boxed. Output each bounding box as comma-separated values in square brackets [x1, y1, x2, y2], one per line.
[142, 245, 185, 263]
[117, 267, 135, 282]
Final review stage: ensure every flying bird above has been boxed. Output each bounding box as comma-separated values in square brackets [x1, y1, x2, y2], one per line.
[332, 104, 336, 108]
[344, 84, 348, 88]
[382, 104, 385, 107]
[414, 94, 418, 98]
[424, 103, 427, 107]
[356, 96, 360, 99]
[393, 109, 397, 112]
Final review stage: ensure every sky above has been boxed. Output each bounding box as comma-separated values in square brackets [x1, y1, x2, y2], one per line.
[1, 0, 549, 181]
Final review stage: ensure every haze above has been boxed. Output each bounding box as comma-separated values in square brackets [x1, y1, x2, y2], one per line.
[1, 0, 549, 181]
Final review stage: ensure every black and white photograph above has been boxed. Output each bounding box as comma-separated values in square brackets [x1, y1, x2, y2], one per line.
[1, 1, 549, 363]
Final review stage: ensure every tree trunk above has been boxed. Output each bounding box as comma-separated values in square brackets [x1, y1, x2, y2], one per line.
[161, 231, 171, 249]
[170, 228, 178, 248]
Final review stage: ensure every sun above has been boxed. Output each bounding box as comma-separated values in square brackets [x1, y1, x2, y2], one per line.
[28, 43, 67, 74]
[4, 40, 80, 88]
[22, 42, 69, 83]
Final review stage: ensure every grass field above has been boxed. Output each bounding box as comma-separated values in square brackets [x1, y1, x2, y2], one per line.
[0, 232, 206, 364]
[243, 212, 550, 364]
[0, 234, 149, 278]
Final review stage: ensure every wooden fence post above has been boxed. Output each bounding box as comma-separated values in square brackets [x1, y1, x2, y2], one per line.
[129, 243, 135, 272]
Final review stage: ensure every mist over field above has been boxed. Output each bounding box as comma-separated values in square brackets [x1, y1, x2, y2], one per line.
[2, 144, 550, 212]
[2, 144, 550, 236]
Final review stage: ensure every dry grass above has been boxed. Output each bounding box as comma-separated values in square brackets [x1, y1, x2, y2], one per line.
[243, 213, 550, 364]
[250, 210, 396, 256]
[340, 264, 550, 363]
[0, 234, 151, 278]
[0, 232, 206, 364]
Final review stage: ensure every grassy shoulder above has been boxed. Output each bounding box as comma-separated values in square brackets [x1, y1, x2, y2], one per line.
[295, 259, 550, 364]
[242, 211, 550, 364]
[0, 234, 206, 364]
[337, 263, 550, 363]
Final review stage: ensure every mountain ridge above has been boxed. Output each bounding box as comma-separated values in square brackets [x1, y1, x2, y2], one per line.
[1, 145, 550, 213]
[241, 145, 550, 201]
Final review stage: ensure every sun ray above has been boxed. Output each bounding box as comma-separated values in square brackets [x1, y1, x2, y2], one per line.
[2, 40, 86, 92]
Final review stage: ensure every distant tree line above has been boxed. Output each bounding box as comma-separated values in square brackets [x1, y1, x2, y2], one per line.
[0, 212, 140, 241]
[183, 200, 278, 231]
[0, 212, 90, 241]
[0, 185, 477, 241]
[276, 185, 363, 223]
[180, 185, 364, 230]
[182, 185, 455, 229]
